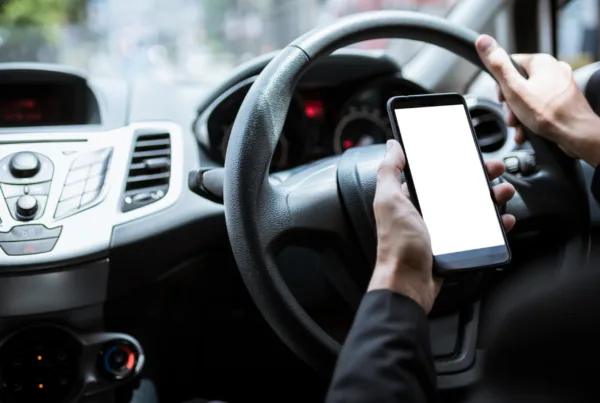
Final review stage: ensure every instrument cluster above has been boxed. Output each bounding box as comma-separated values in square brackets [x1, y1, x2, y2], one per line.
[197, 75, 429, 171]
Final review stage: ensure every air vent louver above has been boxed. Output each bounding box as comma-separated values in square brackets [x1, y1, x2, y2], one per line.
[122, 131, 171, 212]
[469, 107, 507, 153]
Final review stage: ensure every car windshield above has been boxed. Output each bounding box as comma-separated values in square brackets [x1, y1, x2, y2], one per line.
[0, 0, 459, 82]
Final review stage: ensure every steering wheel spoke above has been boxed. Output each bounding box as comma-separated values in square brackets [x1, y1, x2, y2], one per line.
[504, 148, 589, 236]
[267, 164, 348, 249]
[266, 159, 370, 307]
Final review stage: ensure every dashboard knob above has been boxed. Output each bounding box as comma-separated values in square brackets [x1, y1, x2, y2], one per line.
[98, 342, 138, 380]
[9, 152, 40, 178]
[15, 195, 38, 221]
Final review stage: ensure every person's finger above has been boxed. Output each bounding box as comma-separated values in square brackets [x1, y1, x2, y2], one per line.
[493, 182, 516, 205]
[402, 182, 410, 198]
[485, 160, 505, 180]
[514, 125, 526, 144]
[433, 277, 444, 297]
[377, 139, 405, 185]
[497, 85, 505, 103]
[502, 214, 516, 232]
[504, 104, 518, 127]
[558, 60, 572, 74]
[374, 140, 409, 213]
[476, 35, 527, 95]
[511, 54, 535, 73]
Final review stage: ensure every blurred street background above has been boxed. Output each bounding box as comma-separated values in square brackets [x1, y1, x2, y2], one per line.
[0, 0, 595, 84]
[0, 0, 457, 84]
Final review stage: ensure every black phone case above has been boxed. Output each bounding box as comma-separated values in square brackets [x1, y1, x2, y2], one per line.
[386, 93, 511, 275]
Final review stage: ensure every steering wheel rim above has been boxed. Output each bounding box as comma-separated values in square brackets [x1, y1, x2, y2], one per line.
[224, 10, 590, 375]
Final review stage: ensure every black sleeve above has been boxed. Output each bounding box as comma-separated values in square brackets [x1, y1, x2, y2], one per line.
[591, 164, 600, 204]
[325, 289, 438, 403]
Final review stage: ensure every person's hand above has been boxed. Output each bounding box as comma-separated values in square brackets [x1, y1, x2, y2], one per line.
[475, 34, 600, 167]
[369, 140, 516, 314]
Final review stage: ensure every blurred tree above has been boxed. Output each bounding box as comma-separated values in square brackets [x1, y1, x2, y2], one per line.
[0, 0, 85, 29]
[0, 0, 87, 27]
[0, 0, 86, 62]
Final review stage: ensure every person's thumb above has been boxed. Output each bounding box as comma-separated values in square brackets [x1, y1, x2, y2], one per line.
[377, 140, 405, 184]
[476, 35, 526, 93]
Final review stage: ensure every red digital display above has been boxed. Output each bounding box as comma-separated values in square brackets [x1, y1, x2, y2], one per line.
[0, 83, 84, 127]
[0, 98, 61, 124]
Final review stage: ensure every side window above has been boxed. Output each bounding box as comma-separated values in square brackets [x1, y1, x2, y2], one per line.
[558, 0, 599, 67]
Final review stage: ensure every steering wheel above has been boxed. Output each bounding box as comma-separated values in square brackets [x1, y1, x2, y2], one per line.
[223, 11, 590, 374]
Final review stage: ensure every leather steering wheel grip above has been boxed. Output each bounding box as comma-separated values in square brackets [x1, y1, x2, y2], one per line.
[223, 10, 584, 374]
[291, 11, 481, 65]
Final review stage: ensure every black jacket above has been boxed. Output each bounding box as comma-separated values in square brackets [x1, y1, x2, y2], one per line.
[325, 290, 438, 403]
[327, 270, 600, 403]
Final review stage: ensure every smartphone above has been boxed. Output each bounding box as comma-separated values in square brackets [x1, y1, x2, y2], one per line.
[387, 93, 511, 273]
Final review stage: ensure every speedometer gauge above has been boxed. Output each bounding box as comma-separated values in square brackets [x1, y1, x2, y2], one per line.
[333, 106, 392, 154]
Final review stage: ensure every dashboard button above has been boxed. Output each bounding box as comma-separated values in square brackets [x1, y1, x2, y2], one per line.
[51, 148, 113, 219]
[71, 153, 95, 170]
[70, 158, 91, 170]
[80, 190, 101, 207]
[70, 148, 112, 170]
[0, 238, 58, 255]
[65, 166, 89, 185]
[0, 225, 61, 242]
[88, 161, 107, 177]
[0, 153, 53, 185]
[5, 196, 46, 221]
[9, 152, 40, 178]
[98, 342, 138, 380]
[60, 181, 85, 201]
[15, 195, 38, 221]
[54, 197, 81, 218]
[84, 174, 104, 193]
[92, 148, 112, 164]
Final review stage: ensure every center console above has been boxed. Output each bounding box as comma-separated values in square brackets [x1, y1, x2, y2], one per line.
[0, 122, 183, 269]
[0, 325, 143, 403]
[0, 65, 187, 403]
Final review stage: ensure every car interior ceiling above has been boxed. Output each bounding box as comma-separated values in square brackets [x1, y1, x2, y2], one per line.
[0, 0, 598, 403]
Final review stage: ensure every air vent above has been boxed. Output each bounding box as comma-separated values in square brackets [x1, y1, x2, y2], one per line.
[469, 106, 507, 153]
[122, 131, 171, 212]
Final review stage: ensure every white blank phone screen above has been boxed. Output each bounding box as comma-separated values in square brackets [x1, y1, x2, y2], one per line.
[394, 104, 505, 256]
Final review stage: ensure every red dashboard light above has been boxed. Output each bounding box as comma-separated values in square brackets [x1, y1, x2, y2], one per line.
[304, 100, 324, 119]
[126, 350, 135, 370]
[17, 99, 36, 108]
[343, 139, 354, 149]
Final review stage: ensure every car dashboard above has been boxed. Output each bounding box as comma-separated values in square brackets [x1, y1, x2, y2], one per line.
[194, 52, 510, 173]
[0, 51, 598, 403]
[0, 66, 185, 268]
[0, 64, 194, 403]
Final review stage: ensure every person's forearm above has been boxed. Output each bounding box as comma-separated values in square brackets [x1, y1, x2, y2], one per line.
[567, 111, 600, 167]
[325, 290, 438, 403]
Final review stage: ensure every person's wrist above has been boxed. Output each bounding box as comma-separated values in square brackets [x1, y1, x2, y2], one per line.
[570, 112, 600, 167]
[369, 262, 431, 313]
